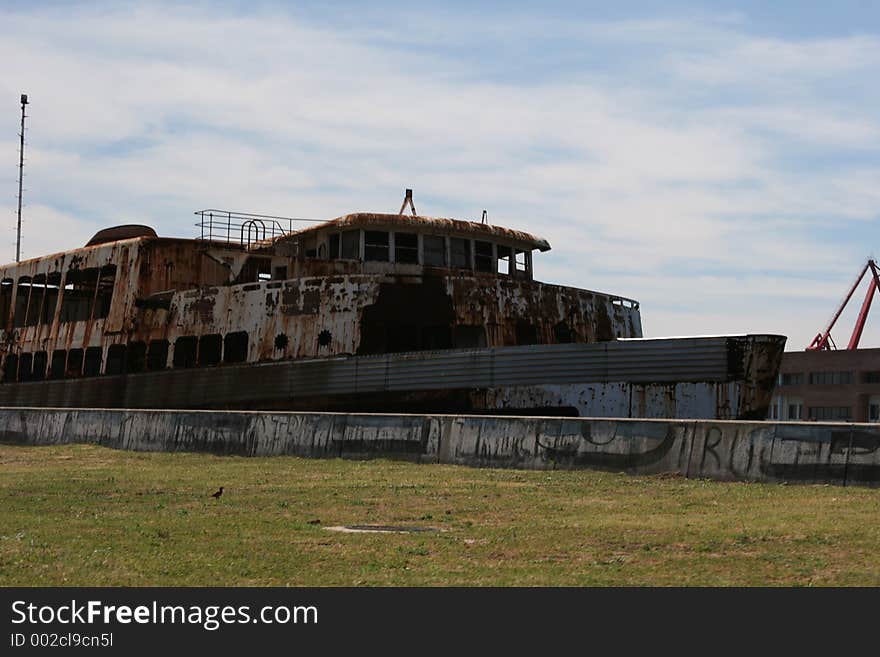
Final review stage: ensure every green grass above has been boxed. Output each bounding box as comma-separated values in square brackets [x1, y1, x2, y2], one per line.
[1, 443, 879, 586]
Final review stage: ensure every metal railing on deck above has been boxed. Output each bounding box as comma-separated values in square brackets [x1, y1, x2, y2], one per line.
[194, 209, 324, 248]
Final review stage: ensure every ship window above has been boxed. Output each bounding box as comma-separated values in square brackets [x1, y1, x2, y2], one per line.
[49, 349, 67, 379]
[394, 233, 419, 264]
[224, 332, 248, 363]
[93, 265, 116, 319]
[84, 347, 102, 377]
[3, 354, 17, 383]
[515, 249, 528, 273]
[199, 334, 222, 366]
[106, 345, 126, 375]
[364, 231, 390, 262]
[0, 278, 12, 326]
[554, 322, 573, 344]
[329, 233, 340, 260]
[60, 268, 99, 323]
[127, 341, 147, 374]
[173, 336, 197, 369]
[497, 246, 511, 275]
[66, 349, 83, 378]
[32, 351, 47, 380]
[516, 320, 538, 345]
[24, 276, 45, 327]
[147, 340, 169, 371]
[454, 325, 487, 348]
[19, 353, 32, 382]
[341, 230, 360, 260]
[43, 273, 61, 325]
[13, 277, 32, 328]
[423, 236, 446, 267]
[450, 238, 471, 269]
[474, 241, 493, 272]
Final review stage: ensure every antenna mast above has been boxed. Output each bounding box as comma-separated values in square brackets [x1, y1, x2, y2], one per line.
[16, 93, 28, 263]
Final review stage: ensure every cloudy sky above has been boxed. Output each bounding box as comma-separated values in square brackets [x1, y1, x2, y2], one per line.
[1, 1, 879, 350]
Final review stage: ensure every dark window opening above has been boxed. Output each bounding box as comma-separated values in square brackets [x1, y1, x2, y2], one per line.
[0, 278, 13, 327]
[515, 320, 538, 345]
[454, 325, 487, 348]
[3, 354, 17, 383]
[273, 266, 288, 280]
[364, 231, 390, 262]
[13, 277, 32, 328]
[554, 322, 573, 344]
[126, 341, 147, 374]
[317, 330, 332, 348]
[24, 276, 46, 327]
[421, 325, 452, 350]
[147, 340, 169, 371]
[84, 347, 102, 377]
[43, 273, 61, 325]
[385, 324, 421, 352]
[199, 334, 222, 366]
[93, 265, 116, 319]
[423, 235, 446, 267]
[329, 234, 340, 260]
[450, 238, 471, 269]
[341, 230, 360, 260]
[238, 257, 272, 284]
[106, 345, 126, 375]
[224, 332, 248, 363]
[173, 336, 197, 369]
[394, 233, 419, 264]
[19, 352, 33, 382]
[474, 241, 493, 273]
[865, 371, 880, 384]
[49, 349, 67, 379]
[66, 349, 83, 378]
[60, 268, 99, 323]
[274, 333, 289, 351]
[781, 372, 804, 386]
[32, 351, 48, 380]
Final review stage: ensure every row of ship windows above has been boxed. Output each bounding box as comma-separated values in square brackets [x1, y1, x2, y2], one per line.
[0, 265, 117, 329]
[2, 332, 249, 383]
[312, 230, 531, 274]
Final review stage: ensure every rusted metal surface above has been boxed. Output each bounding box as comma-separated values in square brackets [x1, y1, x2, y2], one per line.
[276, 213, 552, 252]
[0, 209, 785, 420]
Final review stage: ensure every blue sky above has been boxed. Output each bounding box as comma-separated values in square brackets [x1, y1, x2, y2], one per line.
[1, 1, 879, 349]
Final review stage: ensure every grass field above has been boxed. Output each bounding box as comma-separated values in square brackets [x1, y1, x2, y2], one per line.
[1, 443, 879, 586]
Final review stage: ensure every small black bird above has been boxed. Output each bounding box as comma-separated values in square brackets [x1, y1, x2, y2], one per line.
[211, 487, 224, 499]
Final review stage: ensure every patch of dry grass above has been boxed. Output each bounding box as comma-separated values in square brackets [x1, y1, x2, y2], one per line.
[1, 443, 879, 586]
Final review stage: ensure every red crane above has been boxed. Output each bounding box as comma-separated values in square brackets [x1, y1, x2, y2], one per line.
[807, 259, 880, 351]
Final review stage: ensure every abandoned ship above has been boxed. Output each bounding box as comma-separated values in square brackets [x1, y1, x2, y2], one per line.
[0, 198, 785, 418]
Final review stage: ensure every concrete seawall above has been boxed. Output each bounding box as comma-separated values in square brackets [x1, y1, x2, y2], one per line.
[0, 407, 878, 487]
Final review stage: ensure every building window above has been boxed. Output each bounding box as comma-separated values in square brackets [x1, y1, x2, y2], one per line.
[364, 231, 390, 262]
[780, 372, 804, 386]
[394, 232, 419, 264]
[423, 236, 446, 267]
[787, 403, 802, 420]
[809, 371, 854, 385]
[808, 406, 852, 421]
[864, 372, 880, 384]
[870, 403, 880, 422]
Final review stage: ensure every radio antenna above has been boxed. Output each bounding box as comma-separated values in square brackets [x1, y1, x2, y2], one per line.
[16, 93, 28, 263]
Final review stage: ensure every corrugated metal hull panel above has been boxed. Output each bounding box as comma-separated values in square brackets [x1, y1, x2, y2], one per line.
[0, 334, 785, 419]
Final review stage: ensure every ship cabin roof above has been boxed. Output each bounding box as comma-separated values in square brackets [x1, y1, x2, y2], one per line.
[279, 212, 551, 253]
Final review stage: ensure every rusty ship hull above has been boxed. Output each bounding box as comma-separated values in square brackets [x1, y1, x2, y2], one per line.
[0, 210, 785, 419]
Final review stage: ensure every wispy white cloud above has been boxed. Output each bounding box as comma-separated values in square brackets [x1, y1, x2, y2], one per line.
[0, 3, 878, 349]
